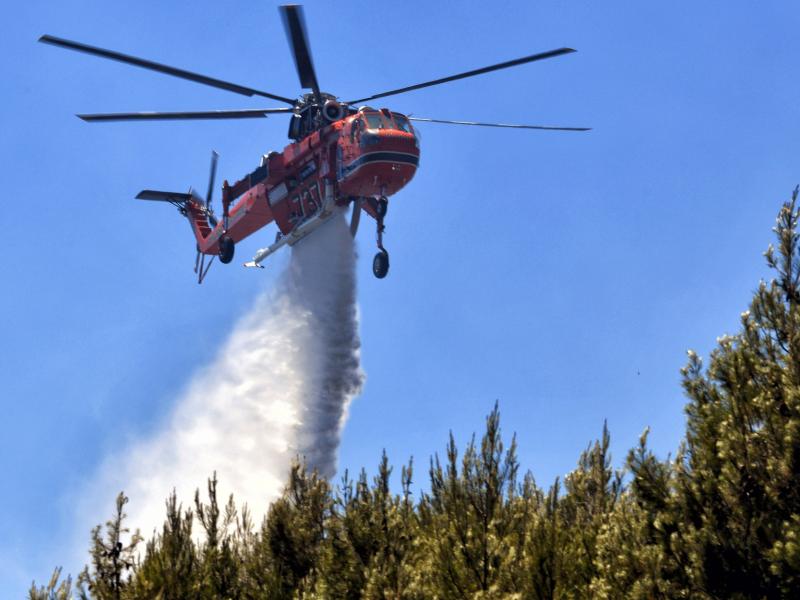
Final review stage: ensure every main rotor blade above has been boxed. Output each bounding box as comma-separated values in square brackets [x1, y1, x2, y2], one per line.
[279, 5, 320, 100]
[347, 48, 576, 105]
[408, 117, 590, 131]
[136, 190, 193, 202]
[39, 35, 296, 105]
[77, 108, 292, 122]
[206, 150, 219, 209]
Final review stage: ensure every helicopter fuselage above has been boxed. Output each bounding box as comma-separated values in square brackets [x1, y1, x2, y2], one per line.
[188, 107, 419, 257]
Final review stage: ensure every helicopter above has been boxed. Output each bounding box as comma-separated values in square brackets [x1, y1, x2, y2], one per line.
[40, 4, 588, 283]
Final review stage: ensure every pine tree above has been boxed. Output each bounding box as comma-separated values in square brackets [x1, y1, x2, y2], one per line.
[28, 567, 86, 600]
[78, 492, 142, 600]
[519, 478, 561, 599]
[671, 187, 800, 597]
[549, 422, 619, 598]
[361, 458, 420, 600]
[193, 474, 242, 598]
[591, 429, 684, 598]
[127, 491, 199, 599]
[258, 461, 331, 598]
[419, 402, 523, 598]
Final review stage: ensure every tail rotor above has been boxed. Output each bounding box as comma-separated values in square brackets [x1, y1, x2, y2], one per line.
[192, 150, 220, 283]
[136, 150, 224, 284]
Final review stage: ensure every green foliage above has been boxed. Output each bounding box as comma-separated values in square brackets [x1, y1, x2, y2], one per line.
[315, 453, 419, 599]
[591, 430, 684, 599]
[417, 402, 523, 598]
[194, 473, 242, 598]
[28, 567, 87, 600]
[264, 461, 331, 598]
[128, 490, 198, 599]
[670, 187, 800, 598]
[78, 492, 142, 600]
[34, 189, 800, 597]
[558, 421, 621, 597]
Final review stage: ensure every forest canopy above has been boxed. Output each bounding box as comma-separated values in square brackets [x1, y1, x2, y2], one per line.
[33, 190, 800, 599]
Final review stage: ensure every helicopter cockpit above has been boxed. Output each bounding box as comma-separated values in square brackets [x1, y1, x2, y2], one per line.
[356, 108, 415, 134]
[348, 109, 417, 150]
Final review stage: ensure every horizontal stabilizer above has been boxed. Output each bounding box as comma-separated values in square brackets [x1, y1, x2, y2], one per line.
[136, 190, 193, 202]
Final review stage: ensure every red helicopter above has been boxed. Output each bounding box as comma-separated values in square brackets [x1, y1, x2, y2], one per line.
[40, 5, 588, 283]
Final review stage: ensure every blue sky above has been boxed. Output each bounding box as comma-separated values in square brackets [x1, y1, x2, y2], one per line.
[2, 0, 800, 593]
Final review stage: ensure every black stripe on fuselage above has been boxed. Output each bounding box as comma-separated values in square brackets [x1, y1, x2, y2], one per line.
[343, 152, 419, 178]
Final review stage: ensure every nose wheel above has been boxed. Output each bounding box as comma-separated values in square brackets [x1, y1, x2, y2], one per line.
[373, 249, 389, 278]
[373, 196, 389, 279]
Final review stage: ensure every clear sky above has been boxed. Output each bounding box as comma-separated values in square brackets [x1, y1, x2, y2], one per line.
[2, 0, 799, 593]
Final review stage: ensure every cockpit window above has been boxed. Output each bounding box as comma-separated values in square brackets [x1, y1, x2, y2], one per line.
[360, 110, 415, 135]
[363, 112, 387, 130]
[392, 114, 413, 133]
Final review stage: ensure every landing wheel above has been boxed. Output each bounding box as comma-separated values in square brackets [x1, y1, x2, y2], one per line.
[373, 249, 389, 279]
[376, 196, 388, 219]
[219, 236, 235, 264]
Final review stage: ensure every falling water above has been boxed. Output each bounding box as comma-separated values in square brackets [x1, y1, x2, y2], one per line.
[80, 210, 363, 539]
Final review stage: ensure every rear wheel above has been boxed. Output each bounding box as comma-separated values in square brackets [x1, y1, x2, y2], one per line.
[373, 249, 389, 279]
[219, 236, 235, 264]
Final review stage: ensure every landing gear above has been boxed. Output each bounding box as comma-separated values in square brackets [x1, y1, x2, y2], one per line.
[219, 235, 235, 264]
[373, 196, 390, 279]
[195, 243, 215, 285]
[373, 249, 389, 279]
[375, 196, 388, 218]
